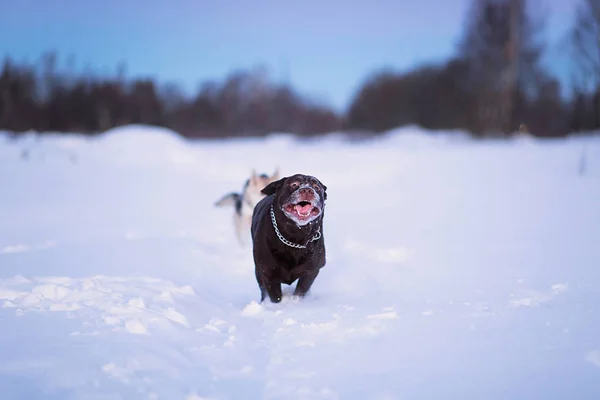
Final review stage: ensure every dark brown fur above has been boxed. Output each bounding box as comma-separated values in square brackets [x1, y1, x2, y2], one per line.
[250, 174, 328, 303]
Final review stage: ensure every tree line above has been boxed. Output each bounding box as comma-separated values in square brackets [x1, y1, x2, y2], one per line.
[0, 58, 340, 138]
[1, 0, 599, 139]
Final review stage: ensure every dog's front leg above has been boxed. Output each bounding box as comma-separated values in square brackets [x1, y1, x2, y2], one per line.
[264, 278, 282, 303]
[256, 270, 282, 303]
[293, 269, 319, 298]
[256, 270, 268, 302]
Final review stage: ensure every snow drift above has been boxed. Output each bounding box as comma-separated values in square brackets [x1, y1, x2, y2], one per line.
[0, 125, 599, 399]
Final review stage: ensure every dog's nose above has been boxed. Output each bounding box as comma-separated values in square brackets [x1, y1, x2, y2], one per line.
[299, 187, 315, 197]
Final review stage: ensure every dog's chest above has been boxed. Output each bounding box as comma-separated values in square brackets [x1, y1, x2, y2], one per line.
[270, 248, 314, 284]
[276, 262, 307, 285]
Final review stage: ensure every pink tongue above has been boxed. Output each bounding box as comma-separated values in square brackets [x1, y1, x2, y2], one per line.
[295, 204, 312, 215]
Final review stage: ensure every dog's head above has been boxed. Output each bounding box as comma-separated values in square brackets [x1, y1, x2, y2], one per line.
[244, 167, 280, 208]
[261, 174, 327, 226]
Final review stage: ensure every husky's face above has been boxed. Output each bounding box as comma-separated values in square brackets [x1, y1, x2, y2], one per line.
[243, 169, 280, 208]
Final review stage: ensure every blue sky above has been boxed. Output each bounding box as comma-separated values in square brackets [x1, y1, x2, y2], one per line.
[0, 0, 578, 111]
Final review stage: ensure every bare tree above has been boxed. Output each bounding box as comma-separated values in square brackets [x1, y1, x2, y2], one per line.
[458, 0, 546, 136]
[569, 0, 600, 127]
[571, 0, 600, 91]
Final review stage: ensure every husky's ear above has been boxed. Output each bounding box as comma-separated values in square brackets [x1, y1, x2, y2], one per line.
[271, 166, 280, 180]
[261, 177, 287, 196]
[250, 168, 259, 186]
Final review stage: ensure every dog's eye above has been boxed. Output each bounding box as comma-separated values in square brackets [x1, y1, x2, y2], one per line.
[290, 182, 299, 189]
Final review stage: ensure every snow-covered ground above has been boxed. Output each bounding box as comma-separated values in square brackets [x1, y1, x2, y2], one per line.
[1, 125, 599, 400]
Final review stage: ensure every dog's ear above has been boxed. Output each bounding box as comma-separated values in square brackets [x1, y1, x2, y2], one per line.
[315, 178, 327, 201]
[261, 177, 287, 196]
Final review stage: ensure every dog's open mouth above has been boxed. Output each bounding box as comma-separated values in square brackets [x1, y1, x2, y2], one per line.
[284, 200, 321, 221]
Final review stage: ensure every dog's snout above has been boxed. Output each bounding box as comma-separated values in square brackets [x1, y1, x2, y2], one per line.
[298, 187, 317, 199]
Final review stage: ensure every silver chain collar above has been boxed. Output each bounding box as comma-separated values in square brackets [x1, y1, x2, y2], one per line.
[270, 205, 321, 249]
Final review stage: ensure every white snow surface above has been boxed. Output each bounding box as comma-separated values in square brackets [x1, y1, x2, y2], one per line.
[1, 124, 600, 399]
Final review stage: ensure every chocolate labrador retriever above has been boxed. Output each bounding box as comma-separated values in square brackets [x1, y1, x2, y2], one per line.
[250, 173, 328, 303]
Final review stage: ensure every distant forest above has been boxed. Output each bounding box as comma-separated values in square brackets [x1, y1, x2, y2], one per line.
[1, 0, 599, 139]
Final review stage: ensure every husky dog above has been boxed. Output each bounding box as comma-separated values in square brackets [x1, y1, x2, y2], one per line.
[215, 168, 280, 246]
